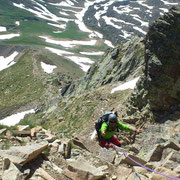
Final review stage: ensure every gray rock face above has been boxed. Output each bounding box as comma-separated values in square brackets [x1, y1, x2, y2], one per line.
[0, 45, 27, 58]
[63, 35, 145, 96]
[126, 5, 180, 122]
[98, 148, 116, 164]
[0, 141, 48, 166]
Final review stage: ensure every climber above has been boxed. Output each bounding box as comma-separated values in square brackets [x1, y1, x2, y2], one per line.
[98, 113, 142, 148]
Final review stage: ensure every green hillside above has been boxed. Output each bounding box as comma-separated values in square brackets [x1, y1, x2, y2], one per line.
[0, 0, 108, 56]
[0, 0, 107, 123]
[0, 47, 84, 119]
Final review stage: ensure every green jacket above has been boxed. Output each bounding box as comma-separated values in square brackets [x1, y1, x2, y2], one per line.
[99, 121, 131, 139]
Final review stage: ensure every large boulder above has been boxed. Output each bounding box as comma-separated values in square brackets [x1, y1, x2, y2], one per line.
[62, 158, 106, 180]
[0, 141, 48, 166]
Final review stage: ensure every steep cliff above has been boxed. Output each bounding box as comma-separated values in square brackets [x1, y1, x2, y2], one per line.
[125, 5, 180, 122]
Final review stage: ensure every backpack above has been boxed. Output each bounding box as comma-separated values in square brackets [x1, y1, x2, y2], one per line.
[95, 111, 113, 141]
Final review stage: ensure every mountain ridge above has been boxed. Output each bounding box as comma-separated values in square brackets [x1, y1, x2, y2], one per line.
[0, 2, 180, 180]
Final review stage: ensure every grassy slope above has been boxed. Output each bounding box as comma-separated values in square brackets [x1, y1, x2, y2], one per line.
[0, 50, 45, 110]
[35, 48, 84, 78]
[0, 0, 36, 26]
[0, 46, 85, 108]
[0, 0, 110, 130]
[0, 1, 88, 42]
[30, 85, 133, 136]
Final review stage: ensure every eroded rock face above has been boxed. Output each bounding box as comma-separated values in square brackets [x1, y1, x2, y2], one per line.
[126, 5, 180, 122]
[62, 36, 145, 96]
[79, 36, 144, 92]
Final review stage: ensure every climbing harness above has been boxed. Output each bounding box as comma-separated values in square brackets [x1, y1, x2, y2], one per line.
[110, 143, 180, 180]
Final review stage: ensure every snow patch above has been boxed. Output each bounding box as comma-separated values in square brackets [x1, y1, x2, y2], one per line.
[0, 26, 6, 32]
[0, 109, 35, 126]
[0, 51, 19, 71]
[48, 23, 66, 29]
[45, 47, 73, 55]
[104, 40, 114, 48]
[15, 21, 20, 26]
[80, 51, 104, 56]
[41, 62, 57, 73]
[39, 36, 97, 48]
[65, 56, 94, 72]
[111, 77, 140, 94]
[0, 33, 20, 40]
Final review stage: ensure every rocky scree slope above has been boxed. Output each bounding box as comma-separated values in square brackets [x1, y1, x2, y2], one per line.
[0, 120, 179, 180]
